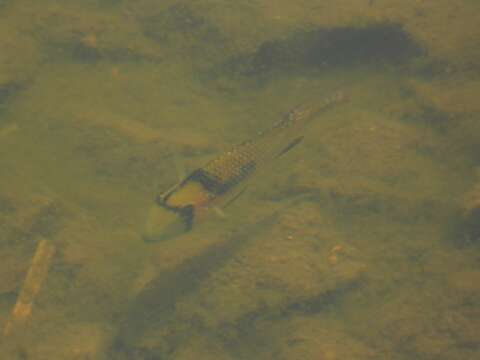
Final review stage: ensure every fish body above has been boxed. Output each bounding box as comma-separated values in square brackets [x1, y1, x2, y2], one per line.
[143, 92, 345, 242]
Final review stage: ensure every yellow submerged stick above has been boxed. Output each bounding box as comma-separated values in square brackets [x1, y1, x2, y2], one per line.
[3, 238, 55, 336]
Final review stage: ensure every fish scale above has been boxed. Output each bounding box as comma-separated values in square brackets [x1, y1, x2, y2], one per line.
[197, 91, 346, 195]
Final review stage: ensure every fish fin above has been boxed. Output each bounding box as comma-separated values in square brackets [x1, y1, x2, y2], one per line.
[213, 206, 227, 219]
[277, 136, 304, 158]
[179, 205, 194, 231]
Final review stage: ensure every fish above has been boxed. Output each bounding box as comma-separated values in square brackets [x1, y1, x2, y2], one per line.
[142, 91, 346, 242]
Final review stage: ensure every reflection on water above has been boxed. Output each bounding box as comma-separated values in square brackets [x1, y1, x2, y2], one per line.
[1, 1, 479, 359]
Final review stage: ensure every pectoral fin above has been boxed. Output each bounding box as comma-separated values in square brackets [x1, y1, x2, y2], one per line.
[179, 205, 194, 231]
[212, 206, 227, 218]
[277, 136, 303, 158]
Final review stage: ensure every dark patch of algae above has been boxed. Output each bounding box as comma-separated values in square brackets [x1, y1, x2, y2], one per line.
[1, 1, 479, 359]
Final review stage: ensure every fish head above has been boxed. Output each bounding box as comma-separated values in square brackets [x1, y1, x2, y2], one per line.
[142, 176, 214, 242]
[142, 199, 194, 242]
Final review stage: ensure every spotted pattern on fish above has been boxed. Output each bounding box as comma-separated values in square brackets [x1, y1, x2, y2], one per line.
[156, 91, 346, 229]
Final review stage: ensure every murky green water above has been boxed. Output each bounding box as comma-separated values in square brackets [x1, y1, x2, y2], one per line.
[1, 1, 479, 359]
